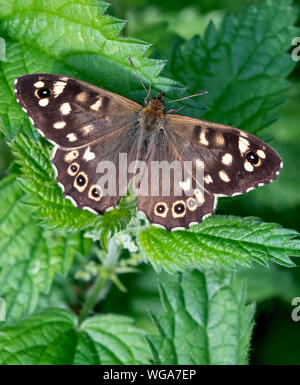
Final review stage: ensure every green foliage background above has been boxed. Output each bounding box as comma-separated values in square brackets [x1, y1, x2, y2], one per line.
[0, 0, 299, 365]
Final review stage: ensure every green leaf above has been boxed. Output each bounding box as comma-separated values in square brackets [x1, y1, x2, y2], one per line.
[0, 175, 91, 321]
[165, 0, 298, 131]
[75, 314, 150, 364]
[0, 308, 150, 365]
[147, 270, 255, 365]
[95, 195, 137, 252]
[139, 216, 300, 272]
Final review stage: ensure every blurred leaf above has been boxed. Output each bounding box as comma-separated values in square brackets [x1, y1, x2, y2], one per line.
[238, 264, 299, 303]
[147, 270, 255, 364]
[165, 0, 298, 130]
[100, 264, 160, 333]
[126, 6, 222, 50]
[139, 216, 300, 272]
[0, 308, 150, 364]
[252, 300, 300, 364]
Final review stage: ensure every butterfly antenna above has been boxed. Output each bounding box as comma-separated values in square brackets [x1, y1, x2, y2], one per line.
[128, 57, 149, 95]
[167, 91, 208, 104]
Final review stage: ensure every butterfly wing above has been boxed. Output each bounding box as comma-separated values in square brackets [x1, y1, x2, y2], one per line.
[138, 113, 282, 231]
[52, 123, 140, 213]
[15, 74, 142, 213]
[167, 114, 282, 197]
[137, 130, 216, 230]
[14, 74, 141, 148]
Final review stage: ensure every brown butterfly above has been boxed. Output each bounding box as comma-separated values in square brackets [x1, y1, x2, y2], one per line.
[14, 73, 282, 231]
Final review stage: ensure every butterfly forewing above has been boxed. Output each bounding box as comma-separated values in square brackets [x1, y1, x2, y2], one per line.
[15, 73, 142, 213]
[167, 114, 283, 197]
[14, 74, 141, 148]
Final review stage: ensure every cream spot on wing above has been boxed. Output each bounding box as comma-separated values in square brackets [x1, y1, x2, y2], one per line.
[187, 197, 197, 211]
[219, 170, 231, 182]
[60, 102, 71, 115]
[53, 121, 66, 129]
[22, 107, 27, 113]
[222, 153, 233, 166]
[29, 117, 34, 125]
[81, 124, 94, 135]
[67, 133, 77, 142]
[215, 134, 225, 146]
[74, 172, 88, 192]
[67, 162, 79, 176]
[53, 81, 66, 97]
[238, 136, 250, 155]
[199, 128, 209, 146]
[39, 98, 49, 107]
[88, 185, 102, 201]
[232, 192, 242, 196]
[179, 178, 191, 193]
[204, 174, 213, 184]
[256, 149, 266, 159]
[76, 92, 88, 102]
[194, 189, 205, 204]
[90, 97, 102, 111]
[65, 195, 77, 207]
[154, 202, 169, 218]
[34, 81, 45, 88]
[244, 160, 254, 172]
[83, 147, 96, 161]
[64, 150, 79, 162]
[172, 200, 186, 218]
[258, 183, 265, 187]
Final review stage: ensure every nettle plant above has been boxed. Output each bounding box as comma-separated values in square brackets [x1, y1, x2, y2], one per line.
[0, 0, 299, 365]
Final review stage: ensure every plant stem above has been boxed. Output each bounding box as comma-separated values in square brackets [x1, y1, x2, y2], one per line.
[78, 272, 109, 326]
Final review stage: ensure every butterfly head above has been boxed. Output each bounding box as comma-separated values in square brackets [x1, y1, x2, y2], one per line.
[143, 92, 165, 119]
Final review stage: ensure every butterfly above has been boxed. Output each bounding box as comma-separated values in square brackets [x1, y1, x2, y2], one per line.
[14, 73, 282, 231]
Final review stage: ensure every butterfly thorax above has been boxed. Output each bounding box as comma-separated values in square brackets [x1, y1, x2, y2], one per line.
[141, 92, 165, 131]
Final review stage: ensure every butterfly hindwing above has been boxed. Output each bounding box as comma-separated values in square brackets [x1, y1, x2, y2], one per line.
[14, 74, 141, 148]
[52, 115, 141, 213]
[136, 129, 216, 230]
